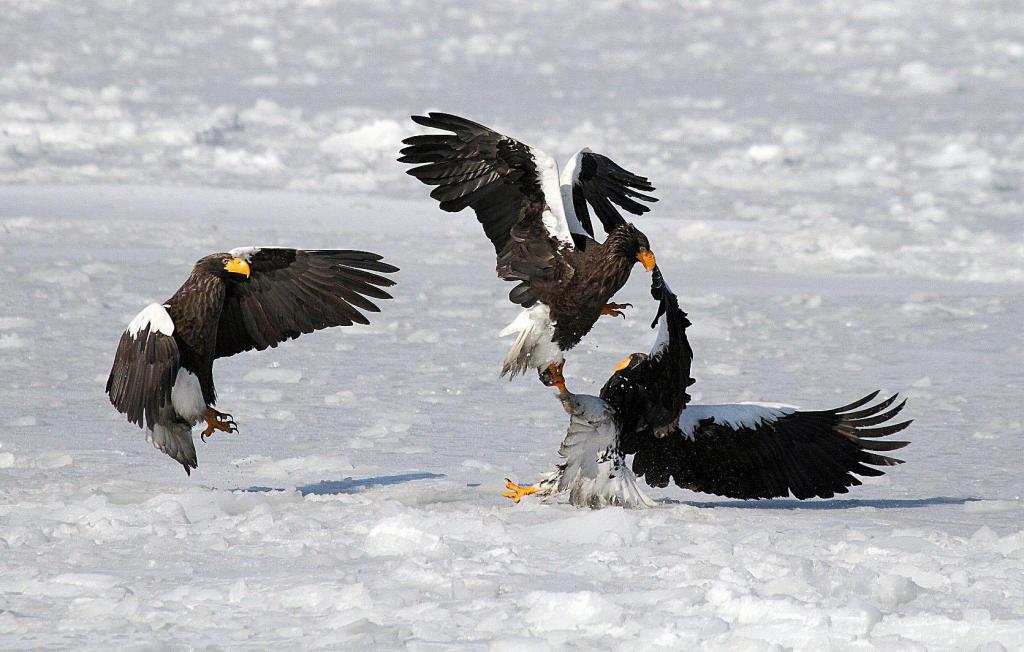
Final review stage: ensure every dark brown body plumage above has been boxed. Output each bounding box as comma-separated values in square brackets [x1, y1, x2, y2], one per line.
[165, 270, 225, 405]
[399, 112, 659, 378]
[611, 270, 912, 500]
[538, 229, 640, 350]
[539, 267, 913, 507]
[106, 248, 398, 473]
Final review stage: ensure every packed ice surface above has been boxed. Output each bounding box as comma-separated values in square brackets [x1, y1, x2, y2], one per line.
[2, 0, 1023, 649]
[2, 186, 1022, 650]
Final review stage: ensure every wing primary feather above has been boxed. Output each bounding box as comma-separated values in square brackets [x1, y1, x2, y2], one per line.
[847, 399, 908, 427]
[214, 248, 396, 358]
[853, 438, 911, 452]
[853, 420, 914, 438]
[832, 390, 882, 413]
[401, 112, 574, 307]
[840, 393, 901, 420]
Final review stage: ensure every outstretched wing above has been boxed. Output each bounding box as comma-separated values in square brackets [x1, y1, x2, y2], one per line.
[399, 112, 572, 306]
[629, 392, 913, 500]
[561, 149, 657, 239]
[106, 303, 181, 431]
[601, 266, 694, 437]
[214, 248, 398, 358]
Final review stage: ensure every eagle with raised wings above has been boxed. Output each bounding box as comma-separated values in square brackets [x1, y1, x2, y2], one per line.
[106, 247, 398, 473]
[505, 268, 913, 508]
[400, 112, 658, 385]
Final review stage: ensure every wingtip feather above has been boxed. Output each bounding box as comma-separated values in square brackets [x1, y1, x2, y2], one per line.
[834, 390, 882, 413]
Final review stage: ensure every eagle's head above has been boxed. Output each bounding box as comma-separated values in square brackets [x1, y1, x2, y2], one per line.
[609, 223, 656, 272]
[195, 253, 251, 280]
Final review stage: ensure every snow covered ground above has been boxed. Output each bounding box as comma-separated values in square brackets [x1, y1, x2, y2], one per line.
[2, 1, 1023, 649]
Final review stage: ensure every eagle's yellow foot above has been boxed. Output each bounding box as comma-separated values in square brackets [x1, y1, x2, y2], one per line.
[601, 302, 633, 318]
[503, 479, 538, 504]
[201, 407, 238, 441]
[539, 361, 567, 393]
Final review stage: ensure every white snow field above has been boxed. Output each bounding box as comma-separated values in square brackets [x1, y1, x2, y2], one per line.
[2, 1, 1023, 650]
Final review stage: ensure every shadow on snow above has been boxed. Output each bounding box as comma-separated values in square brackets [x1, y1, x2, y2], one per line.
[241, 472, 446, 496]
[665, 496, 980, 510]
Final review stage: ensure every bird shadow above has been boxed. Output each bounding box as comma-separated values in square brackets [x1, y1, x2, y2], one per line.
[661, 496, 980, 510]
[242, 472, 446, 496]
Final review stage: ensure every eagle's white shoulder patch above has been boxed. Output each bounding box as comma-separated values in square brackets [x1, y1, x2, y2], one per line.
[228, 246, 264, 261]
[127, 303, 174, 337]
[679, 402, 797, 438]
[530, 148, 573, 247]
[557, 148, 592, 238]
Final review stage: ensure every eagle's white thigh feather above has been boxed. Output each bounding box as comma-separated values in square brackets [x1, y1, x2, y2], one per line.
[499, 304, 563, 378]
[170, 368, 207, 424]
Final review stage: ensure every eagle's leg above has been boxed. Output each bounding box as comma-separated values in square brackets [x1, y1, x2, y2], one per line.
[503, 478, 538, 504]
[600, 302, 632, 318]
[201, 407, 238, 441]
[539, 361, 567, 393]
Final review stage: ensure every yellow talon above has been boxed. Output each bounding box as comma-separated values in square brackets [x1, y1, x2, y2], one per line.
[201, 406, 238, 441]
[613, 355, 633, 372]
[541, 361, 567, 394]
[503, 478, 538, 504]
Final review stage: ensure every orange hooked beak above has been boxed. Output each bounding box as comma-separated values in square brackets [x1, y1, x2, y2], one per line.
[224, 257, 251, 278]
[637, 249, 656, 272]
[613, 355, 633, 372]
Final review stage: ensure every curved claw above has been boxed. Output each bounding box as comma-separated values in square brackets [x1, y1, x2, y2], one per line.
[539, 361, 567, 394]
[503, 478, 538, 504]
[601, 303, 633, 319]
[220, 413, 238, 433]
[201, 407, 239, 441]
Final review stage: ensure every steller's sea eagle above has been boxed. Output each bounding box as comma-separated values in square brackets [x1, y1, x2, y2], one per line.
[399, 112, 658, 386]
[505, 268, 912, 508]
[106, 247, 398, 474]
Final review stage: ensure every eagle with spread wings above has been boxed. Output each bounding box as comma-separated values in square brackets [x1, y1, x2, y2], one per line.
[400, 113, 658, 385]
[106, 247, 397, 473]
[506, 268, 912, 508]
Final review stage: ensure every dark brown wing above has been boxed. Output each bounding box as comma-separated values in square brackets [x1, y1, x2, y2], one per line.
[106, 305, 181, 431]
[601, 267, 694, 437]
[630, 392, 912, 500]
[570, 150, 658, 238]
[214, 248, 398, 358]
[399, 112, 570, 307]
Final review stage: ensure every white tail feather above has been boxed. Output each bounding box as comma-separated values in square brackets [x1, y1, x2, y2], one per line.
[498, 304, 563, 378]
[147, 421, 197, 472]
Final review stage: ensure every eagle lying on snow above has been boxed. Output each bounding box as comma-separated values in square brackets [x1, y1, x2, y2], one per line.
[505, 268, 912, 508]
[400, 112, 658, 385]
[106, 247, 398, 474]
